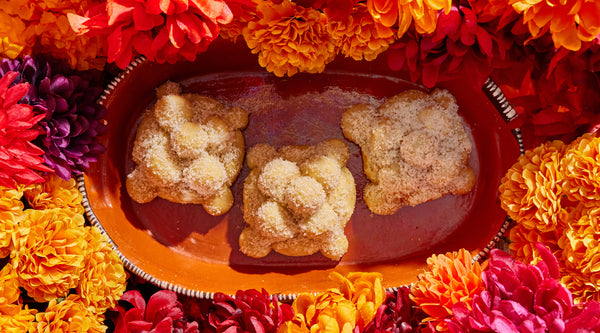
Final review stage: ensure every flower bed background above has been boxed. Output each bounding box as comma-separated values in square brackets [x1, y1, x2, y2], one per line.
[1, 0, 600, 331]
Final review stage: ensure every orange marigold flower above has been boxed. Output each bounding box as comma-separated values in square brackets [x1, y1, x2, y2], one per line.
[11, 208, 87, 302]
[0, 12, 29, 59]
[508, 222, 562, 266]
[23, 174, 84, 215]
[366, 0, 451, 37]
[76, 226, 126, 313]
[329, 271, 385, 327]
[561, 133, 600, 204]
[499, 140, 567, 232]
[0, 306, 36, 333]
[242, 0, 336, 77]
[557, 206, 600, 303]
[0, 0, 105, 70]
[328, 3, 395, 62]
[34, 294, 106, 333]
[220, 0, 257, 42]
[410, 248, 486, 331]
[0, 263, 21, 316]
[510, 0, 600, 51]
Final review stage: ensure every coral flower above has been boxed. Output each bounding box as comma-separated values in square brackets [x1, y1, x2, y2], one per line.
[409, 248, 486, 331]
[510, 0, 600, 51]
[0, 71, 52, 189]
[34, 294, 106, 333]
[11, 208, 87, 302]
[23, 174, 84, 214]
[242, 0, 336, 77]
[499, 140, 567, 232]
[76, 226, 126, 313]
[328, 3, 395, 61]
[560, 133, 600, 204]
[366, 0, 451, 37]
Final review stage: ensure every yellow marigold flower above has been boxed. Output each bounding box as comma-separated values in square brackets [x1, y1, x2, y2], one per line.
[510, 0, 600, 51]
[280, 291, 357, 333]
[0, 306, 36, 333]
[23, 174, 84, 215]
[328, 3, 395, 62]
[33, 294, 106, 333]
[0, 211, 19, 258]
[76, 226, 126, 313]
[410, 248, 486, 331]
[561, 133, 600, 204]
[557, 206, 600, 303]
[11, 208, 87, 303]
[499, 140, 567, 232]
[0, 185, 26, 212]
[0, 185, 27, 258]
[242, 0, 336, 77]
[508, 222, 562, 266]
[0, 263, 21, 316]
[366, 0, 451, 37]
[329, 271, 385, 326]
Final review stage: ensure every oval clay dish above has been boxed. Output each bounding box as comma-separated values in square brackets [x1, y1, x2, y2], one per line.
[80, 39, 522, 299]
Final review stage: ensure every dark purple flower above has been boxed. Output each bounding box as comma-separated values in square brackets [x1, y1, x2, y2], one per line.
[0, 56, 107, 180]
[363, 287, 427, 333]
[446, 243, 600, 332]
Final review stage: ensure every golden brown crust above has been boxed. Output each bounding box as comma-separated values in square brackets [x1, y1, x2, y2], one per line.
[239, 139, 356, 260]
[126, 81, 248, 216]
[341, 89, 475, 215]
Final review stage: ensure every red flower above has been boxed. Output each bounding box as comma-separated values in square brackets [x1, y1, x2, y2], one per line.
[110, 290, 200, 333]
[0, 71, 52, 188]
[69, 0, 232, 68]
[207, 289, 293, 333]
[386, 3, 513, 88]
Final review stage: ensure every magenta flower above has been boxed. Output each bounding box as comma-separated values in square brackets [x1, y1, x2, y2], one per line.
[207, 289, 293, 333]
[110, 290, 200, 333]
[446, 244, 600, 332]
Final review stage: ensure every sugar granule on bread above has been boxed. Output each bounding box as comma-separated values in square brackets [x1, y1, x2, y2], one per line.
[341, 88, 476, 215]
[125, 81, 248, 216]
[239, 139, 356, 260]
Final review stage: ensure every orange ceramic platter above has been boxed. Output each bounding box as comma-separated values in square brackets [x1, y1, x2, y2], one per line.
[80, 39, 521, 298]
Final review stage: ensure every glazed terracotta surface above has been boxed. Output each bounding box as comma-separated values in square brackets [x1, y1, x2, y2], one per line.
[83, 40, 520, 296]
